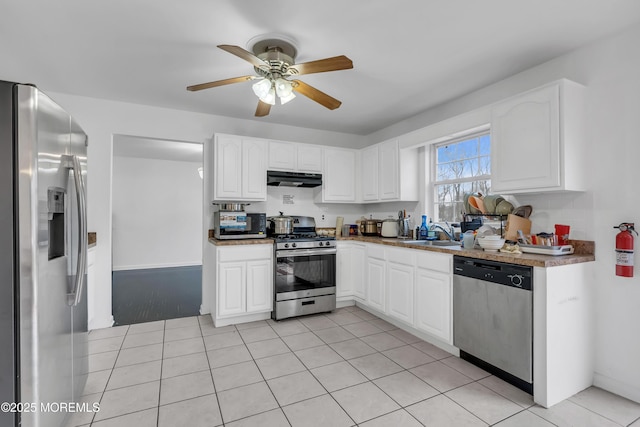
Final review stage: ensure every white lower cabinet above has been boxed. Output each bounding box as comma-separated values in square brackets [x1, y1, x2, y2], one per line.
[365, 245, 386, 312]
[366, 257, 386, 312]
[245, 259, 272, 312]
[336, 242, 366, 302]
[338, 241, 453, 345]
[213, 244, 273, 325]
[217, 261, 246, 317]
[385, 247, 416, 326]
[414, 252, 453, 344]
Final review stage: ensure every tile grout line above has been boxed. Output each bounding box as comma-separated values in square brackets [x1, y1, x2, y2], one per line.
[199, 315, 226, 427]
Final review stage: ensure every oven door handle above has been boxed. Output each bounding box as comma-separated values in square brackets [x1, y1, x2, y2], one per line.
[276, 248, 337, 257]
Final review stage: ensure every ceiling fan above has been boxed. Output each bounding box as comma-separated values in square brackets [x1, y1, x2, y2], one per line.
[187, 36, 353, 117]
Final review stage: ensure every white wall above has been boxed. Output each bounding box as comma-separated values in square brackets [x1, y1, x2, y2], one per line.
[370, 23, 640, 403]
[112, 155, 202, 270]
[46, 92, 365, 330]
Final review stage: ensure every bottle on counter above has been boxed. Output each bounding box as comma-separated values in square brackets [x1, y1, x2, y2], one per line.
[427, 218, 436, 240]
[419, 215, 428, 240]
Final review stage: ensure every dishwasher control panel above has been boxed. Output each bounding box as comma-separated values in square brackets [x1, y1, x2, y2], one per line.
[453, 256, 532, 291]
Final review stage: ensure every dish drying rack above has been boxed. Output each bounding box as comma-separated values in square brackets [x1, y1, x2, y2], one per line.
[462, 213, 508, 236]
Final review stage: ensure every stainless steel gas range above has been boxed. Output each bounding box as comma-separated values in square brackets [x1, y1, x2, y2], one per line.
[271, 216, 336, 320]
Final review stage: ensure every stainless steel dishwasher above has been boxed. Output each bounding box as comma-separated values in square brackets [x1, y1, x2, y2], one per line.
[453, 256, 533, 394]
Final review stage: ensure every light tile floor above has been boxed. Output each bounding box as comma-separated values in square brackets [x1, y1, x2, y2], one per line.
[74, 306, 640, 426]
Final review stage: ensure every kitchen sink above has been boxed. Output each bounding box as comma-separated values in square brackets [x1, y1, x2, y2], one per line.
[399, 240, 461, 247]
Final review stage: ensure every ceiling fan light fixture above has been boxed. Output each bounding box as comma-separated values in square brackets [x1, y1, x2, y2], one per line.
[261, 87, 276, 105]
[279, 92, 296, 105]
[275, 78, 294, 98]
[252, 78, 272, 99]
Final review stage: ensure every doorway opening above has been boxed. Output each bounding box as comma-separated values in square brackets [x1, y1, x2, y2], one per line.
[111, 135, 203, 325]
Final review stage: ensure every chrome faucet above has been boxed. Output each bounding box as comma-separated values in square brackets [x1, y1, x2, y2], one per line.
[430, 221, 456, 241]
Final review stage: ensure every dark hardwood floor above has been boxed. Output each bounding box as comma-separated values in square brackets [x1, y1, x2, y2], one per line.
[112, 265, 202, 326]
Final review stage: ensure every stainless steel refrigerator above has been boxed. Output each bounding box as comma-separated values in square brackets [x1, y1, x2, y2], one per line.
[0, 81, 88, 427]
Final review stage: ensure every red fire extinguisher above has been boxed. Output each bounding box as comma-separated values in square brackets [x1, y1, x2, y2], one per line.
[614, 223, 637, 277]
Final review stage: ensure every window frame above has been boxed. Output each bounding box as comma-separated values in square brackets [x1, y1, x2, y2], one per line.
[431, 129, 491, 222]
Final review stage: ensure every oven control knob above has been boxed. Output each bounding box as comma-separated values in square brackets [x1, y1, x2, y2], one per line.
[284, 243, 289, 248]
[292, 243, 297, 248]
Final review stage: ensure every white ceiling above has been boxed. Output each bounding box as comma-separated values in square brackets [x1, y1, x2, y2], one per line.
[2, 0, 640, 135]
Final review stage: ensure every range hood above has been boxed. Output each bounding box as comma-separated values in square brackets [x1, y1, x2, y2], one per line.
[267, 170, 322, 188]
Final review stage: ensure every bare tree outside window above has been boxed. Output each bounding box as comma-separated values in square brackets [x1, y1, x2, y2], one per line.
[433, 133, 491, 222]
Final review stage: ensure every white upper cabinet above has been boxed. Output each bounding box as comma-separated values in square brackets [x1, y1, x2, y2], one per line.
[318, 148, 358, 202]
[268, 140, 297, 171]
[268, 140, 323, 173]
[214, 134, 266, 201]
[360, 139, 418, 203]
[361, 146, 379, 201]
[296, 144, 323, 173]
[490, 79, 586, 194]
[379, 139, 400, 200]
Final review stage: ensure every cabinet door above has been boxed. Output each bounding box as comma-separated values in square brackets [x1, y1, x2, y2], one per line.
[414, 267, 452, 343]
[386, 261, 414, 325]
[352, 245, 367, 301]
[491, 84, 560, 193]
[246, 259, 272, 313]
[242, 138, 267, 200]
[214, 135, 243, 200]
[217, 262, 246, 317]
[379, 139, 399, 200]
[323, 149, 356, 202]
[366, 257, 386, 312]
[336, 244, 354, 298]
[297, 145, 323, 172]
[268, 140, 296, 171]
[361, 146, 379, 201]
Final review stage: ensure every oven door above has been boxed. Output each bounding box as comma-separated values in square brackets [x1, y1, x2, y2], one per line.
[275, 248, 336, 301]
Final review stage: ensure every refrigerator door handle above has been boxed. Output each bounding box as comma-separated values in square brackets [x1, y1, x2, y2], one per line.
[64, 154, 87, 306]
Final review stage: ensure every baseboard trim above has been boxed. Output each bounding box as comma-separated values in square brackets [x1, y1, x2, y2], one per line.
[593, 372, 640, 404]
[89, 315, 114, 331]
[199, 304, 211, 315]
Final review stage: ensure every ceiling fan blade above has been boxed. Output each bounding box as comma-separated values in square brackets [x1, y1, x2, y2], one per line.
[218, 44, 269, 69]
[286, 55, 353, 76]
[291, 80, 342, 110]
[187, 76, 258, 91]
[255, 100, 271, 117]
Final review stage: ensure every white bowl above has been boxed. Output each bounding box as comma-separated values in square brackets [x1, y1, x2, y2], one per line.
[482, 235, 503, 240]
[477, 237, 506, 251]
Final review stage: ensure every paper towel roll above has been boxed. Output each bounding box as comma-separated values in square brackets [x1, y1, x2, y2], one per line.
[336, 217, 344, 237]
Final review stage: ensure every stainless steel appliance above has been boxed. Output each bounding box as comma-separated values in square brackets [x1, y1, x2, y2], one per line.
[272, 216, 336, 320]
[359, 218, 380, 236]
[267, 211, 294, 235]
[213, 211, 267, 239]
[453, 256, 533, 394]
[0, 81, 89, 426]
[267, 170, 322, 187]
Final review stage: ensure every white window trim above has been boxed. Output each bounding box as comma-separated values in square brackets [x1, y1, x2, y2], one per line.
[431, 129, 491, 222]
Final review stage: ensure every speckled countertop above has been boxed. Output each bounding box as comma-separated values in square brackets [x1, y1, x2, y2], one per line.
[206, 231, 594, 267]
[209, 237, 274, 246]
[338, 236, 595, 268]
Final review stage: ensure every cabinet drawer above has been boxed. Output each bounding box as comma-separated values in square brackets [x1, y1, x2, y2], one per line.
[386, 247, 416, 266]
[218, 244, 273, 262]
[416, 251, 451, 274]
[366, 244, 385, 260]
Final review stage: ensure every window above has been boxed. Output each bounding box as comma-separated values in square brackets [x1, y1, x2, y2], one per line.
[432, 132, 491, 222]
